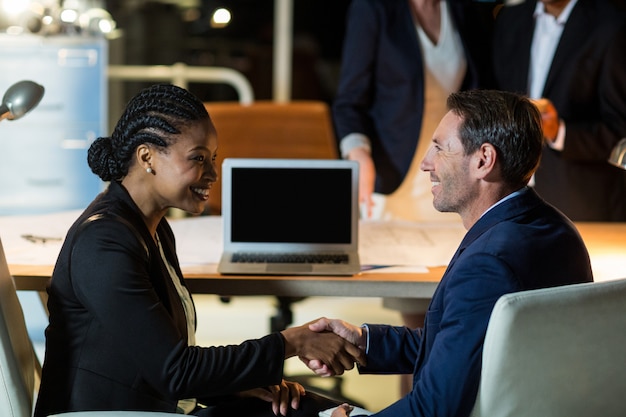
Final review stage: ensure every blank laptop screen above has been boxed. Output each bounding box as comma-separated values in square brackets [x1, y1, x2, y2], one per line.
[230, 167, 352, 244]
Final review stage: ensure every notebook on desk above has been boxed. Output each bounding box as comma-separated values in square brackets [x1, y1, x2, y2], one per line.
[217, 158, 361, 276]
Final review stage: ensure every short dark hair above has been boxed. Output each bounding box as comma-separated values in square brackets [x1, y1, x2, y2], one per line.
[447, 89, 544, 188]
[88, 84, 210, 181]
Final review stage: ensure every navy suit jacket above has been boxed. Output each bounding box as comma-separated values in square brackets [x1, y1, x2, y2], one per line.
[359, 188, 593, 417]
[332, 0, 495, 194]
[493, 0, 626, 221]
[35, 181, 285, 416]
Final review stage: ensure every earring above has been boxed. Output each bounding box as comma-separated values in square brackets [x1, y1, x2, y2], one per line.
[146, 167, 153, 174]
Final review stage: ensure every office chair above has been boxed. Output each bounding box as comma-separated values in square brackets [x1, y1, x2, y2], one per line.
[203, 98, 339, 329]
[203, 100, 340, 215]
[470, 278, 626, 417]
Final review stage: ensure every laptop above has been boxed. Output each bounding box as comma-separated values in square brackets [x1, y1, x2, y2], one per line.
[218, 158, 361, 276]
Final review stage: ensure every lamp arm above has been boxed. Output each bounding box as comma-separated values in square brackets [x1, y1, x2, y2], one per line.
[0, 104, 10, 122]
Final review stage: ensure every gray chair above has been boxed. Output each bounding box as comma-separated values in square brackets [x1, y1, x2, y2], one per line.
[0, 236, 178, 417]
[470, 278, 626, 417]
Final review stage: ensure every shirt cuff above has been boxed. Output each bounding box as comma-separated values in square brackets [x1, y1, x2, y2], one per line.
[361, 324, 370, 354]
[340, 133, 371, 159]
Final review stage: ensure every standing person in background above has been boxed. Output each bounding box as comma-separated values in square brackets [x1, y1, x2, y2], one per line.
[331, 0, 496, 396]
[34, 84, 363, 417]
[333, 0, 496, 221]
[492, 0, 626, 221]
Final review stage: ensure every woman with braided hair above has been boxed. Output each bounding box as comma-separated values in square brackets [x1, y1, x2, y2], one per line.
[34, 84, 362, 417]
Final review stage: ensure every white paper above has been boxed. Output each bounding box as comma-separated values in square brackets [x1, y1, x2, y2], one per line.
[0, 211, 466, 271]
[359, 219, 465, 267]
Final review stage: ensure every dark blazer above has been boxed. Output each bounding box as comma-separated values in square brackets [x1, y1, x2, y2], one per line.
[332, 0, 495, 194]
[34, 181, 285, 416]
[359, 188, 593, 417]
[493, 0, 626, 221]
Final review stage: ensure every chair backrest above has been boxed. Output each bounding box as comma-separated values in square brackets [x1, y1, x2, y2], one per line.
[471, 278, 626, 417]
[203, 100, 339, 214]
[0, 238, 35, 417]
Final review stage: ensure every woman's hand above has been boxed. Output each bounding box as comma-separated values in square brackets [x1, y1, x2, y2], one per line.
[348, 147, 376, 218]
[332, 403, 354, 417]
[239, 379, 305, 416]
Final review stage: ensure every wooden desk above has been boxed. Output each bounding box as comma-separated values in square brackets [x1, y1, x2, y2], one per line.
[9, 222, 626, 298]
[10, 263, 445, 299]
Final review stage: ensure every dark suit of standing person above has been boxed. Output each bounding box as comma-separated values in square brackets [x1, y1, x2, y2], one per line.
[305, 90, 593, 417]
[492, 0, 626, 221]
[34, 84, 362, 417]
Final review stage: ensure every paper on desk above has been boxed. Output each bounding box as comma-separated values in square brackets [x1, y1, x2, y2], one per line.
[359, 219, 465, 267]
[0, 212, 465, 271]
[169, 217, 466, 269]
[361, 265, 429, 273]
[168, 215, 223, 266]
[0, 210, 222, 267]
[0, 210, 80, 265]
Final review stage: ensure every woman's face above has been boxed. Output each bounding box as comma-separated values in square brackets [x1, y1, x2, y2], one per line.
[150, 119, 218, 215]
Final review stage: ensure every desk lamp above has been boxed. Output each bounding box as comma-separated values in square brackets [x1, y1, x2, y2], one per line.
[0, 80, 45, 123]
[608, 138, 626, 170]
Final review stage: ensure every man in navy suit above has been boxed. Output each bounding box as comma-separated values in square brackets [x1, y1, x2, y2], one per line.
[493, 0, 626, 221]
[307, 90, 594, 417]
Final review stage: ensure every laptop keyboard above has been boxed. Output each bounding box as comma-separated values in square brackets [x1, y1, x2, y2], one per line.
[232, 253, 349, 264]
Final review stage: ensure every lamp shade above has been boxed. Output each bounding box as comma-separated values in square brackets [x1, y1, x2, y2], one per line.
[0, 80, 45, 122]
[608, 138, 626, 170]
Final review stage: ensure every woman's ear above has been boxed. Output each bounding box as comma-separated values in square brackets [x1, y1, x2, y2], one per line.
[136, 144, 153, 173]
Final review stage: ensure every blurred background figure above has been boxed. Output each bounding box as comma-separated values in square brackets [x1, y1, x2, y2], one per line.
[333, 0, 496, 223]
[331, 0, 497, 397]
[492, 0, 626, 221]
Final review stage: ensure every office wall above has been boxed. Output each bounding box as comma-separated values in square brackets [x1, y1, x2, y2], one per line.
[0, 34, 107, 215]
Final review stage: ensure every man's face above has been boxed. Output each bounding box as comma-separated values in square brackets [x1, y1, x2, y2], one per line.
[420, 111, 475, 214]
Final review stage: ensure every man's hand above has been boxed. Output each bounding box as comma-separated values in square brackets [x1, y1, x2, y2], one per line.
[530, 98, 559, 142]
[348, 147, 376, 218]
[309, 317, 366, 348]
[301, 318, 367, 376]
[281, 321, 366, 376]
[238, 379, 305, 416]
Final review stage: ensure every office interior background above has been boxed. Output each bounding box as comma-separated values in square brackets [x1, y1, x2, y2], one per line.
[1, 0, 405, 410]
[3, 0, 626, 413]
[0, 0, 352, 214]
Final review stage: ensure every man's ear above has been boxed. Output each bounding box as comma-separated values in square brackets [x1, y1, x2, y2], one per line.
[474, 143, 498, 180]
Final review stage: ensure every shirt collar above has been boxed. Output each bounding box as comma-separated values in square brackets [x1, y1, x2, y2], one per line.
[533, 0, 579, 25]
[480, 186, 529, 219]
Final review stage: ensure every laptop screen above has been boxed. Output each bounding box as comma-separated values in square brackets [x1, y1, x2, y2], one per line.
[231, 167, 352, 244]
[222, 158, 358, 246]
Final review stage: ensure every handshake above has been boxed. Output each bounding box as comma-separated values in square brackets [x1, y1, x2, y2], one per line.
[280, 317, 367, 377]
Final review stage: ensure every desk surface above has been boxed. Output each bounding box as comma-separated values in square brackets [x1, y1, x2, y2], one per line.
[9, 222, 626, 299]
[10, 263, 445, 298]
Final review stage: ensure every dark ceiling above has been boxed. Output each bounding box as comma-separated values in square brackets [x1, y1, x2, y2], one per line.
[105, 0, 352, 103]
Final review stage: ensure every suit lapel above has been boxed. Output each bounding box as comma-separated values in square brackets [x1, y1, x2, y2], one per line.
[543, 0, 592, 96]
[515, 8, 536, 93]
[441, 188, 542, 274]
[392, 1, 424, 79]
